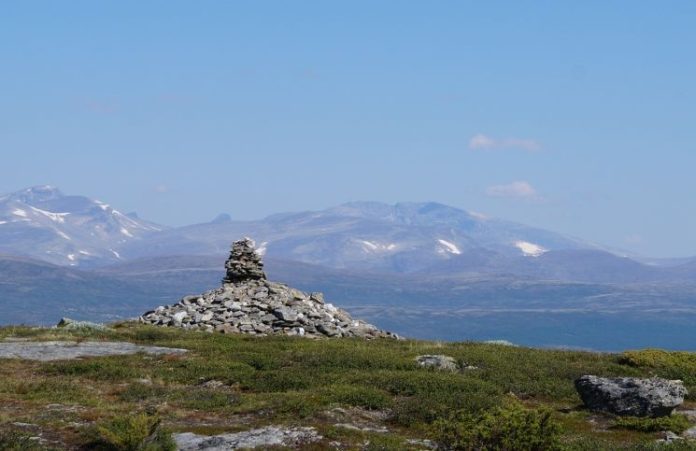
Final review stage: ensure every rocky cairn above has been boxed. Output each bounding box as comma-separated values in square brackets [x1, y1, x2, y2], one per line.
[140, 238, 397, 339]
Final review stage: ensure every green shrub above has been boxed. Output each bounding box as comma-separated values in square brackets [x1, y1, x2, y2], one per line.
[91, 413, 175, 451]
[43, 357, 138, 381]
[118, 383, 169, 402]
[169, 387, 238, 410]
[326, 385, 393, 410]
[613, 414, 692, 434]
[432, 400, 563, 451]
[242, 369, 312, 392]
[621, 349, 696, 398]
[268, 391, 327, 418]
[391, 396, 444, 426]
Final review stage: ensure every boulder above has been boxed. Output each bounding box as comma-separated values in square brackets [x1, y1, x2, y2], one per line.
[415, 355, 458, 371]
[575, 375, 687, 417]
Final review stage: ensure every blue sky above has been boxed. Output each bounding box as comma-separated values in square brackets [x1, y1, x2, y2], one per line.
[1, 1, 695, 257]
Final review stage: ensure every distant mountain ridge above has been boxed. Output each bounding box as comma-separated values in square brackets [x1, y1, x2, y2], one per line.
[1, 185, 694, 283]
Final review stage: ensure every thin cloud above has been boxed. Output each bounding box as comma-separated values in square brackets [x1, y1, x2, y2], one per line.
[486, 181, 539, 200]
[469, 134, 541, 152]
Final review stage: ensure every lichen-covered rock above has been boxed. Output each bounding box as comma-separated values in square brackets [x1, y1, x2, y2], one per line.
[575, 375, 687, 417]
[0, 341, 186, 361]
[56, 317, 108, 332]
[415, 355, 458, 371]
[174, 426, 321, 450]
[140, 238, 398, 339]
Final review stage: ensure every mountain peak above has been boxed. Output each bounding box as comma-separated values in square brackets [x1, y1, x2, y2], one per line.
[10, 185, 64, 204]
[211, 213, 232, 224]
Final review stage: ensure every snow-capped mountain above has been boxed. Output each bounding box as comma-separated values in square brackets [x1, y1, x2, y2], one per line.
[0, 187, 620, 273]
[0, 186, 163, 266]
[117, 200, 605, 273]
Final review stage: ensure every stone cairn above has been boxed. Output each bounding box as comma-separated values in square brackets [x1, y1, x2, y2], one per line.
[140, 238, 398, 339]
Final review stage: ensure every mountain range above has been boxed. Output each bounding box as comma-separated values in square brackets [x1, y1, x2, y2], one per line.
[1, 186, 695, 350]
[2, 186, 695, 282]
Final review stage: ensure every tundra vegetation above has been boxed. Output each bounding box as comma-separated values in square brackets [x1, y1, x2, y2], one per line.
[0, 323, 694, 450]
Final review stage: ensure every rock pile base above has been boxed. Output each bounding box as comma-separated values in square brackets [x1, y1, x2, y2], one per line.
[140, 238, 397, 339]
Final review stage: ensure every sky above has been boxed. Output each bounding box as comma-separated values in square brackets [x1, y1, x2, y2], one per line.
[1, 1, 695, 257]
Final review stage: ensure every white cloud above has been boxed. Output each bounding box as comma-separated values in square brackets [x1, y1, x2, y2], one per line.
[469, 134, 541, 152]
[486, 181, 539, 199]
[154, 184, 169, 193]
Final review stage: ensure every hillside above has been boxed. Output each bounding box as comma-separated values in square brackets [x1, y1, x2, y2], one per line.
[0, 324, 694, 450]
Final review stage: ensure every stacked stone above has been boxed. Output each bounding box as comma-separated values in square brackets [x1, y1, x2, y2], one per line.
[140, 239, 397, 339]
[223, 238, 266, 283]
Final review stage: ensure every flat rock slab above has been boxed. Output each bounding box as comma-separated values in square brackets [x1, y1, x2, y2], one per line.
[0, 341, 187, 361]
[174, 426, 321, 450]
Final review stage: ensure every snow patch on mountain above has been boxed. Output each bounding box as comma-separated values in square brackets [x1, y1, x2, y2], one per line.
[515, 240, 547, 257]
[30, 206, 70, 223]
[437, 239, 461, 255]
[56, 231, 72, 241]
[358, 240, 397, 253]
[95, 201, 110, 211]
[469, 211, 489, 221]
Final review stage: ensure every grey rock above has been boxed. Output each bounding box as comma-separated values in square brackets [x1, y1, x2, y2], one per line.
[575, 375, 687, 417]
[174, 426, 321, 450]
[406, 438, 437, 450]
[683, 426, 696, 439]
[656, 431, 684, 444]
[56, 317, 108, 332]
[483, 339, 517, 347]
[0, 341, 187, 361]
[273, 307, 298, 322]
[333, 423, 388, 433]
[415, 355, 458, 371]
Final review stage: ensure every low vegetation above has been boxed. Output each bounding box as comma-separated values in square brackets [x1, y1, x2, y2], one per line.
[87, 413, 175, 451]
[0, 323, 694, 450]
[432, 399, 563, 450]
[612, 414, 692, 435]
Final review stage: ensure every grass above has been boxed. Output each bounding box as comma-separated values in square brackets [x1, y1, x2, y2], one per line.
[0, 323, 694, 449]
